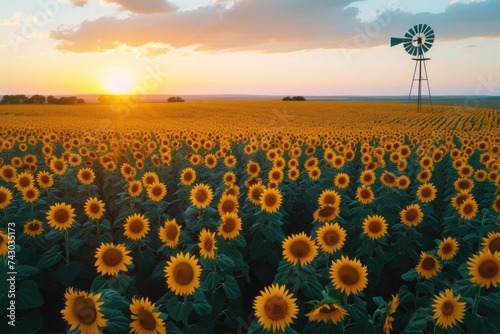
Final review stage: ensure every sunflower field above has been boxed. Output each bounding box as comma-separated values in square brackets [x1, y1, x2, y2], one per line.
[1, 101, 500, 334]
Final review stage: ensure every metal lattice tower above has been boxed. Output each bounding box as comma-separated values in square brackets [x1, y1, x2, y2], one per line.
[391, 24, 435, 113]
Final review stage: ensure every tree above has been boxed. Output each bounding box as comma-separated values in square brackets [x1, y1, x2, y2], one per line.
[282, 96, 306, 101]
[167, 96, 185, 102]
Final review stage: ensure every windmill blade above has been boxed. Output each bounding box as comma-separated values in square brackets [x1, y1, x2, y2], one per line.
[405, 44, 415, 55]
[423, 42, 433, 52]
[391, 37, 411, 47]
[408, 25, 417, 37]
[418, 24, 424, 34]
[422, 24, 432, 35]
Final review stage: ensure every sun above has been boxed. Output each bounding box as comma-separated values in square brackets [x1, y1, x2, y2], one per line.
[103, 72, 134, 94]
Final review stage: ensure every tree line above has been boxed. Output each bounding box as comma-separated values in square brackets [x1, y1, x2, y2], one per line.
[0, 94, 85, 104]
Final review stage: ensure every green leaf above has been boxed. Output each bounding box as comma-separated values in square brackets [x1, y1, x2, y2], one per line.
[108, 274, 133, 294]
[217, 253, 235, 271]
[464, 312, 487, 334]
[36, 245, 62, 268]
[346, 295, 370, 323]
[16, 280, 44, 309]
[14, 309, 43, 334]
[102, 309, 129, 334]
[222, 275, 241, 299]
[373, 296, 386, 308]
[457, 262, 469, 279]
[401, 268, 417, 281]
[405, 308, 431, 334]
[90, 275, 109, 292]
[480, 292, 500, 313]
[166, 322, 184, 334]
[15, 265, 40, 280]
[167, 296, 193, 322]
[101, 289, 129, 310]
[193, 291, 213, 316]
[55, 262, 80, 287]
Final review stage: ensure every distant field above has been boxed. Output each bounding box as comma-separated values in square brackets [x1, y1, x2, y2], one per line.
[1, 100, 500, 333]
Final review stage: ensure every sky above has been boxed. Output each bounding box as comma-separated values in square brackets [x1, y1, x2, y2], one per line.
[0, 0, 499, 96]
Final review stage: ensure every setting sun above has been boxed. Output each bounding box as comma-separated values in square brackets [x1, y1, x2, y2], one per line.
[103, 72, 134, 94]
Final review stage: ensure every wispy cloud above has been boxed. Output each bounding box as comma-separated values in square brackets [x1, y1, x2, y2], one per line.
[50, 0, 500, 54]
[460, 44, 477, 49]
[0, 12, 22, 26]
[69, 0, 89, 7]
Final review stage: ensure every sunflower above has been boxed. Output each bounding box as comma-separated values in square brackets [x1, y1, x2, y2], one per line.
[306, 301, 348, 324]
[400, 204, 424, 227]
[458, 198, 478, 220]
[248, 183, 265, 205]
[22, 186, 39, 203]
[224, 155, 237, 167]
[467, 249, 500, 288]
[282, 232, 318, 266]
[15, 172, 35, 190]
[217, 194, 239, 216]
[0, 165, 17, 182]
[356, 186, 375, 204]
[417, 169, 432, 183]
[222, 171, 237, 186]
[416, 183, 437, 203]
[218, 212, 242, 240]
[380, 171, 397, 187]
[36, 171, 53, 189]
[316, 222, 346, 254]
[383, 294, 399, 334]
[454, 178, 474, 192]
[313, 205, 339, 223]
[362, 214, 388, 240]
[23, 219, 44, 237]
[330, 255, 368, 296]
[260, 187, 282, 213]
[46, 202, 76, 230]
[61, 287, 107, 334]
[198, 228, 217, 259]
[437, 237, 459, 260]
[396, 175, 410, 190]
[147, 182, 167, 202]
[492, 195, 500, 213]
[84, 197, 105, 220]
[415, 252, 441, 279]
[123, 213, 150, 240]
[360, 169, 375, 186]
[432, 289, 466, 329]
[287, 168, 300, 181]
[128, 180, 143, 198]
[142, 172, 159, 187]
[268, 167, 284, 183]
[129, 296, 166, 334]
[94, 242, 133, 276]
[317, 189, 341, 207]
[189, 183, 214, 209]
[253, 283, 298, 333]
[50, 157, 67, 175]
[334, 172, 350, 189]
[308, 167, 321, 180]
[474, 169, 487, 182]
[120, 163, 136, 178]
[247, 161, 261, 177]
[0, 186, 13, 209]
[164, 252, 202, 296]
[0, 230, 7, 255]
[76, 168, 95, 185]
[451, 190, 472, 210]
[482, 232, 500, 254]
[158, 219, 182, 248]
[204, 154, 217, 169]
[224, 185, 240, 198]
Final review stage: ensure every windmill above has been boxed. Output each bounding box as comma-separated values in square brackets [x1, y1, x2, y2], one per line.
[391, 24, 435, 112]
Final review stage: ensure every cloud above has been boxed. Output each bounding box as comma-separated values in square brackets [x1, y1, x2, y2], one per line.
[0, 12, 22, 26]
[69, 0, 89, 7]
[102, 0, 177, 14]
[460, 44, 476, 49]
[50, 0, 500, 54]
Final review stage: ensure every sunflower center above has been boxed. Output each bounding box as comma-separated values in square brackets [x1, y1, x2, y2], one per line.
[152, 186, 163, 197]
[264, 297, 287, 321]
[90, 203, 101, 214]
[102, 248, 123, 267]
[319, 205, 335, 217]
[19, 177, 31, 188]
[129, 219, 144, 234]
[145, 176, 155, 185]
[488, 237, 500, 254]
[195, 190, 208, 203]
[0, 192, 6, 203]
[222, 218, 236, 233]
[264, 194, 277, 207]
[131, 184, 139, 192]
[26, 189, 36, 198]
[338, 177, 347, 184]
[54, 208, 70, 224]
[360, 189, 371, 199]
[421, 257, 436, 270]
[441, 243, 452, 254]
[138, 308, 157, 331]
[29, 222, 39, 231]
[421, 188, 432, 198]
[383, 173, 396, 184]
[478, 259, 498, 278]
[53, 161, 64, 171]
[323, 195, 336, 205]
[462, 203, 473, 214]
[41, 175, 50, 184]
[3, 169, 14, 178]
[441, 301, 454, 316]
[271, 171, 281, 180]
[319, 304, 335, 314]
[221, 200, 236, 213]
[455, 195, 468, 207]
[204, 238, 213, 252]
[368, 221, 382, 234]
[338, 265, 360, 286]
[405, 209, 419, 222]
[174, 262, 194, 285]
[323, 230, 339, 246]
[166, 225, 178, 240]
[458, 180, 470, 190]
[73, 296, 97, 325]
[290, 240, 310, 258]
[81, 171, 91, 180]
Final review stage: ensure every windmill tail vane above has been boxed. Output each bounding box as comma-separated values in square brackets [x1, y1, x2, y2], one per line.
[391, 24, 435, 112]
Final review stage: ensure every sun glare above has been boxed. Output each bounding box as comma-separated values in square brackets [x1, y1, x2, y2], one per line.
[103, 72, 134, 94]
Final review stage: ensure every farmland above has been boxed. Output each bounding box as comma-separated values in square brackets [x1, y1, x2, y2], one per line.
[1, 101, 500, 334]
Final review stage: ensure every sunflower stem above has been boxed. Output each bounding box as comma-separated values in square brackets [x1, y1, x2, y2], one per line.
[64, 229, 70, 264]
[472, 285, 480, 316]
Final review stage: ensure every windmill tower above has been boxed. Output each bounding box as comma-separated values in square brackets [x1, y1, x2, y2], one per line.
[391, 24, 435, 112]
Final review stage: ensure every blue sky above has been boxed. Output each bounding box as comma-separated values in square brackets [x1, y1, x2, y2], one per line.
[1, 0, 499, 96]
